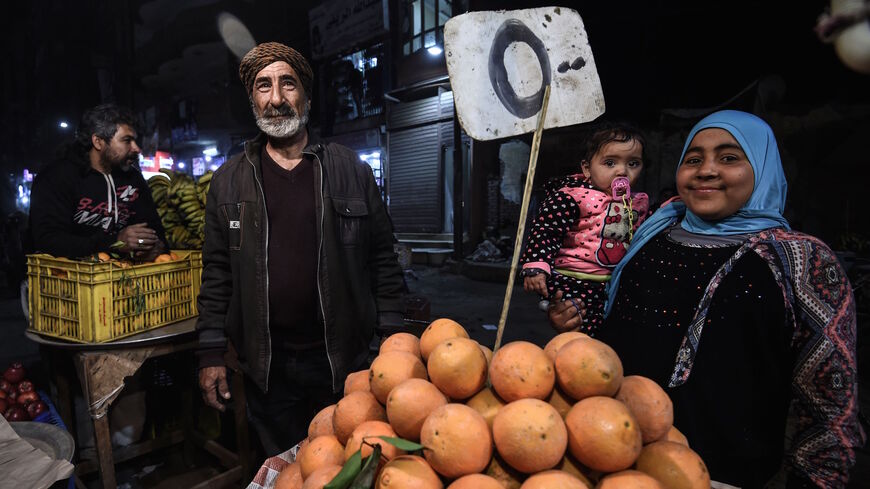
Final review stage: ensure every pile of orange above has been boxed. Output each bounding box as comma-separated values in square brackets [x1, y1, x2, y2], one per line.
[273, 320, 710, 489]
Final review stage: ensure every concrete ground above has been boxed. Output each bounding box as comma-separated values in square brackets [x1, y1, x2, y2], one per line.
[406, 263, 556, 349]
[1, 263, 868, 487]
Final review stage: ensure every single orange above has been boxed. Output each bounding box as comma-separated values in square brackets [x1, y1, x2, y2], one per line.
[489, 341, 555, 401]
[447, 474, 505, 489]
[520, 470, 589, 489]
[376, 455, 443, 489]
[492, 398, 567, 474]
[386, 378, 448, 441]
[344, 369, 371, 396]
[419, 318, 469, 361]
[308, 404, 336, 440]
[555, 338, 623, 400]
[370, 351, 428, 404]
[297, 435, 344, 480]
[300, 464, 342, 489]
[465, 386, 506, 430]
[614, 376, 673, 443]
[426, 337, 487, 399]
[332, 391, 387, 444]
[543, 331, 589, 362]
[565, 396, 642, 473]
[420, 403, 492, 478]
[596, 470, 664, 489]
[663, 425, 690, 447]
[380, 332, 422, 358]
[635, 441, 710, 489]
[273, 462, 302, 489]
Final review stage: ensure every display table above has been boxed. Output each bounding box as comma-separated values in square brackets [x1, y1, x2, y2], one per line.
[26, 319, 252, 489]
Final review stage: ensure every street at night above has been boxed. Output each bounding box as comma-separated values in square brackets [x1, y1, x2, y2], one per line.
[0, 1, 868, 488]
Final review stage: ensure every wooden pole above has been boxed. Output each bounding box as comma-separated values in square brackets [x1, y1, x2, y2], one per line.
[493, 85, 551, 352]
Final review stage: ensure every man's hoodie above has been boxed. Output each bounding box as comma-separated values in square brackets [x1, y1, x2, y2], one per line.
[29, 156, 166, 259]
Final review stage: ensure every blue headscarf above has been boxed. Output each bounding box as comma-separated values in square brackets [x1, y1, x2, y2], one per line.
[604, 110, 790, 317]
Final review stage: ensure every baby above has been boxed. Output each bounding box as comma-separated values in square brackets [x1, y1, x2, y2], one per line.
[521, 122, 650, 333]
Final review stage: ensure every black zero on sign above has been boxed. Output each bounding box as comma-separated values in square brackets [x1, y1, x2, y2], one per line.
[487, 18, 551, 119]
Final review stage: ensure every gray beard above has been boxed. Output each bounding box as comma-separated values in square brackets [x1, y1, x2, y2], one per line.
[252, 104, 309, 139]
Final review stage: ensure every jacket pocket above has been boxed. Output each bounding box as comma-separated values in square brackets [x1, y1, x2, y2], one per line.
[333, 198, 368, 246]
[220, 202, 246, 250]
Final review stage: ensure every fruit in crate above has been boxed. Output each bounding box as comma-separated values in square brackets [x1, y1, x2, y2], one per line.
[284, 319, 710, 489]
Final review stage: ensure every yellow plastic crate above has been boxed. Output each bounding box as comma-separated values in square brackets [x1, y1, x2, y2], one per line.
[26, 251, 202, 343]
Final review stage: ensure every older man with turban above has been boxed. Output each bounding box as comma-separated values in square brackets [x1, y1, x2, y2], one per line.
[195, 42, 404, 455]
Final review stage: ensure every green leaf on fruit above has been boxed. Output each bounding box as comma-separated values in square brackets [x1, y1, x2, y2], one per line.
[325, 449, 362, 489]
[349, 444, 381, 489]
[376, 436, 424, 452]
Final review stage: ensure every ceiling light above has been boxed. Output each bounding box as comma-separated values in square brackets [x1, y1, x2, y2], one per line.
[427, 46, 443, 56]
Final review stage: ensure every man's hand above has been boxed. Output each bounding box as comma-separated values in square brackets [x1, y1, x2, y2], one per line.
[547, 290, 586, 333]
[117, 223, 159, 254]
[523, 273, 548, 297]
[134, 238, 166, 262]
[199, 366, 231, 411]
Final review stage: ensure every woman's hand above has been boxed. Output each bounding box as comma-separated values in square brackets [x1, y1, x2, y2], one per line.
[548, 290, 586, 333]
[523, 273, 548, 296]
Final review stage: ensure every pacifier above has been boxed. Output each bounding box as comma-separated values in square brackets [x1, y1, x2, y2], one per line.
[611, 176, 631, 199]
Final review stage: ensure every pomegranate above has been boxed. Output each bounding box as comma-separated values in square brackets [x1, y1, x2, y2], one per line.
[17, 380, 34, 393]
[4, 405, 28, 421]
[7, 390, 17, 403]
[26, 400, 47, 419]
[0, 379, 12, 394]
[0, 399, 6, 413]
[2, 363, 25, 384]
[0, 390, 6, 400]
[17, 391, 39, 405]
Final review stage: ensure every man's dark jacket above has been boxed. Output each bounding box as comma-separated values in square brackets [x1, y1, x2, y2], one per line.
[195, 133, 404, 393]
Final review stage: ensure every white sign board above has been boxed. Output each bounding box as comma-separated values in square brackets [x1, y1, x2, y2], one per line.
[445, 7, 605, 141]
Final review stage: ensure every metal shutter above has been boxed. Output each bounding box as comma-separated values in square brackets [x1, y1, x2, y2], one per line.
[388, 124, 442, 232]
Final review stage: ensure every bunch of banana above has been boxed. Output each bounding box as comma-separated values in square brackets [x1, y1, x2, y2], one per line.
[147, 169, 214, 249]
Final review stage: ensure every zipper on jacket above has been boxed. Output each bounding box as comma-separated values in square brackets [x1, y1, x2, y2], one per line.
[245, 144, 272, 392]
[306, 149, 337, 391]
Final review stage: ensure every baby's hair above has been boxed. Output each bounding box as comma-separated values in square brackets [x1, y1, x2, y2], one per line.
[583, 121, 646, 163]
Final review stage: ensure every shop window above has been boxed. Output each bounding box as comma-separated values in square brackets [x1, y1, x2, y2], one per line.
[327, 44, 385, 123]
[401, 0, 452, 56]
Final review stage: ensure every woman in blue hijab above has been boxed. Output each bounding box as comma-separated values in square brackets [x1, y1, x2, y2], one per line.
[550, 111, 862, 487]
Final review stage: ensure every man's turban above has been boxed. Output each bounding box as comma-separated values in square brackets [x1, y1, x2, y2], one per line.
[238, 42, 313, 97]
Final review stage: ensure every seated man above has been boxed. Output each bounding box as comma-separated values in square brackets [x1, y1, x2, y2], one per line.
[29, 104, 166, 260]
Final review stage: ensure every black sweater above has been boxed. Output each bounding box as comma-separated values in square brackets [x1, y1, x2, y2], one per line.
[598, 232, 790, 488]
[29, 158, 166, 259]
